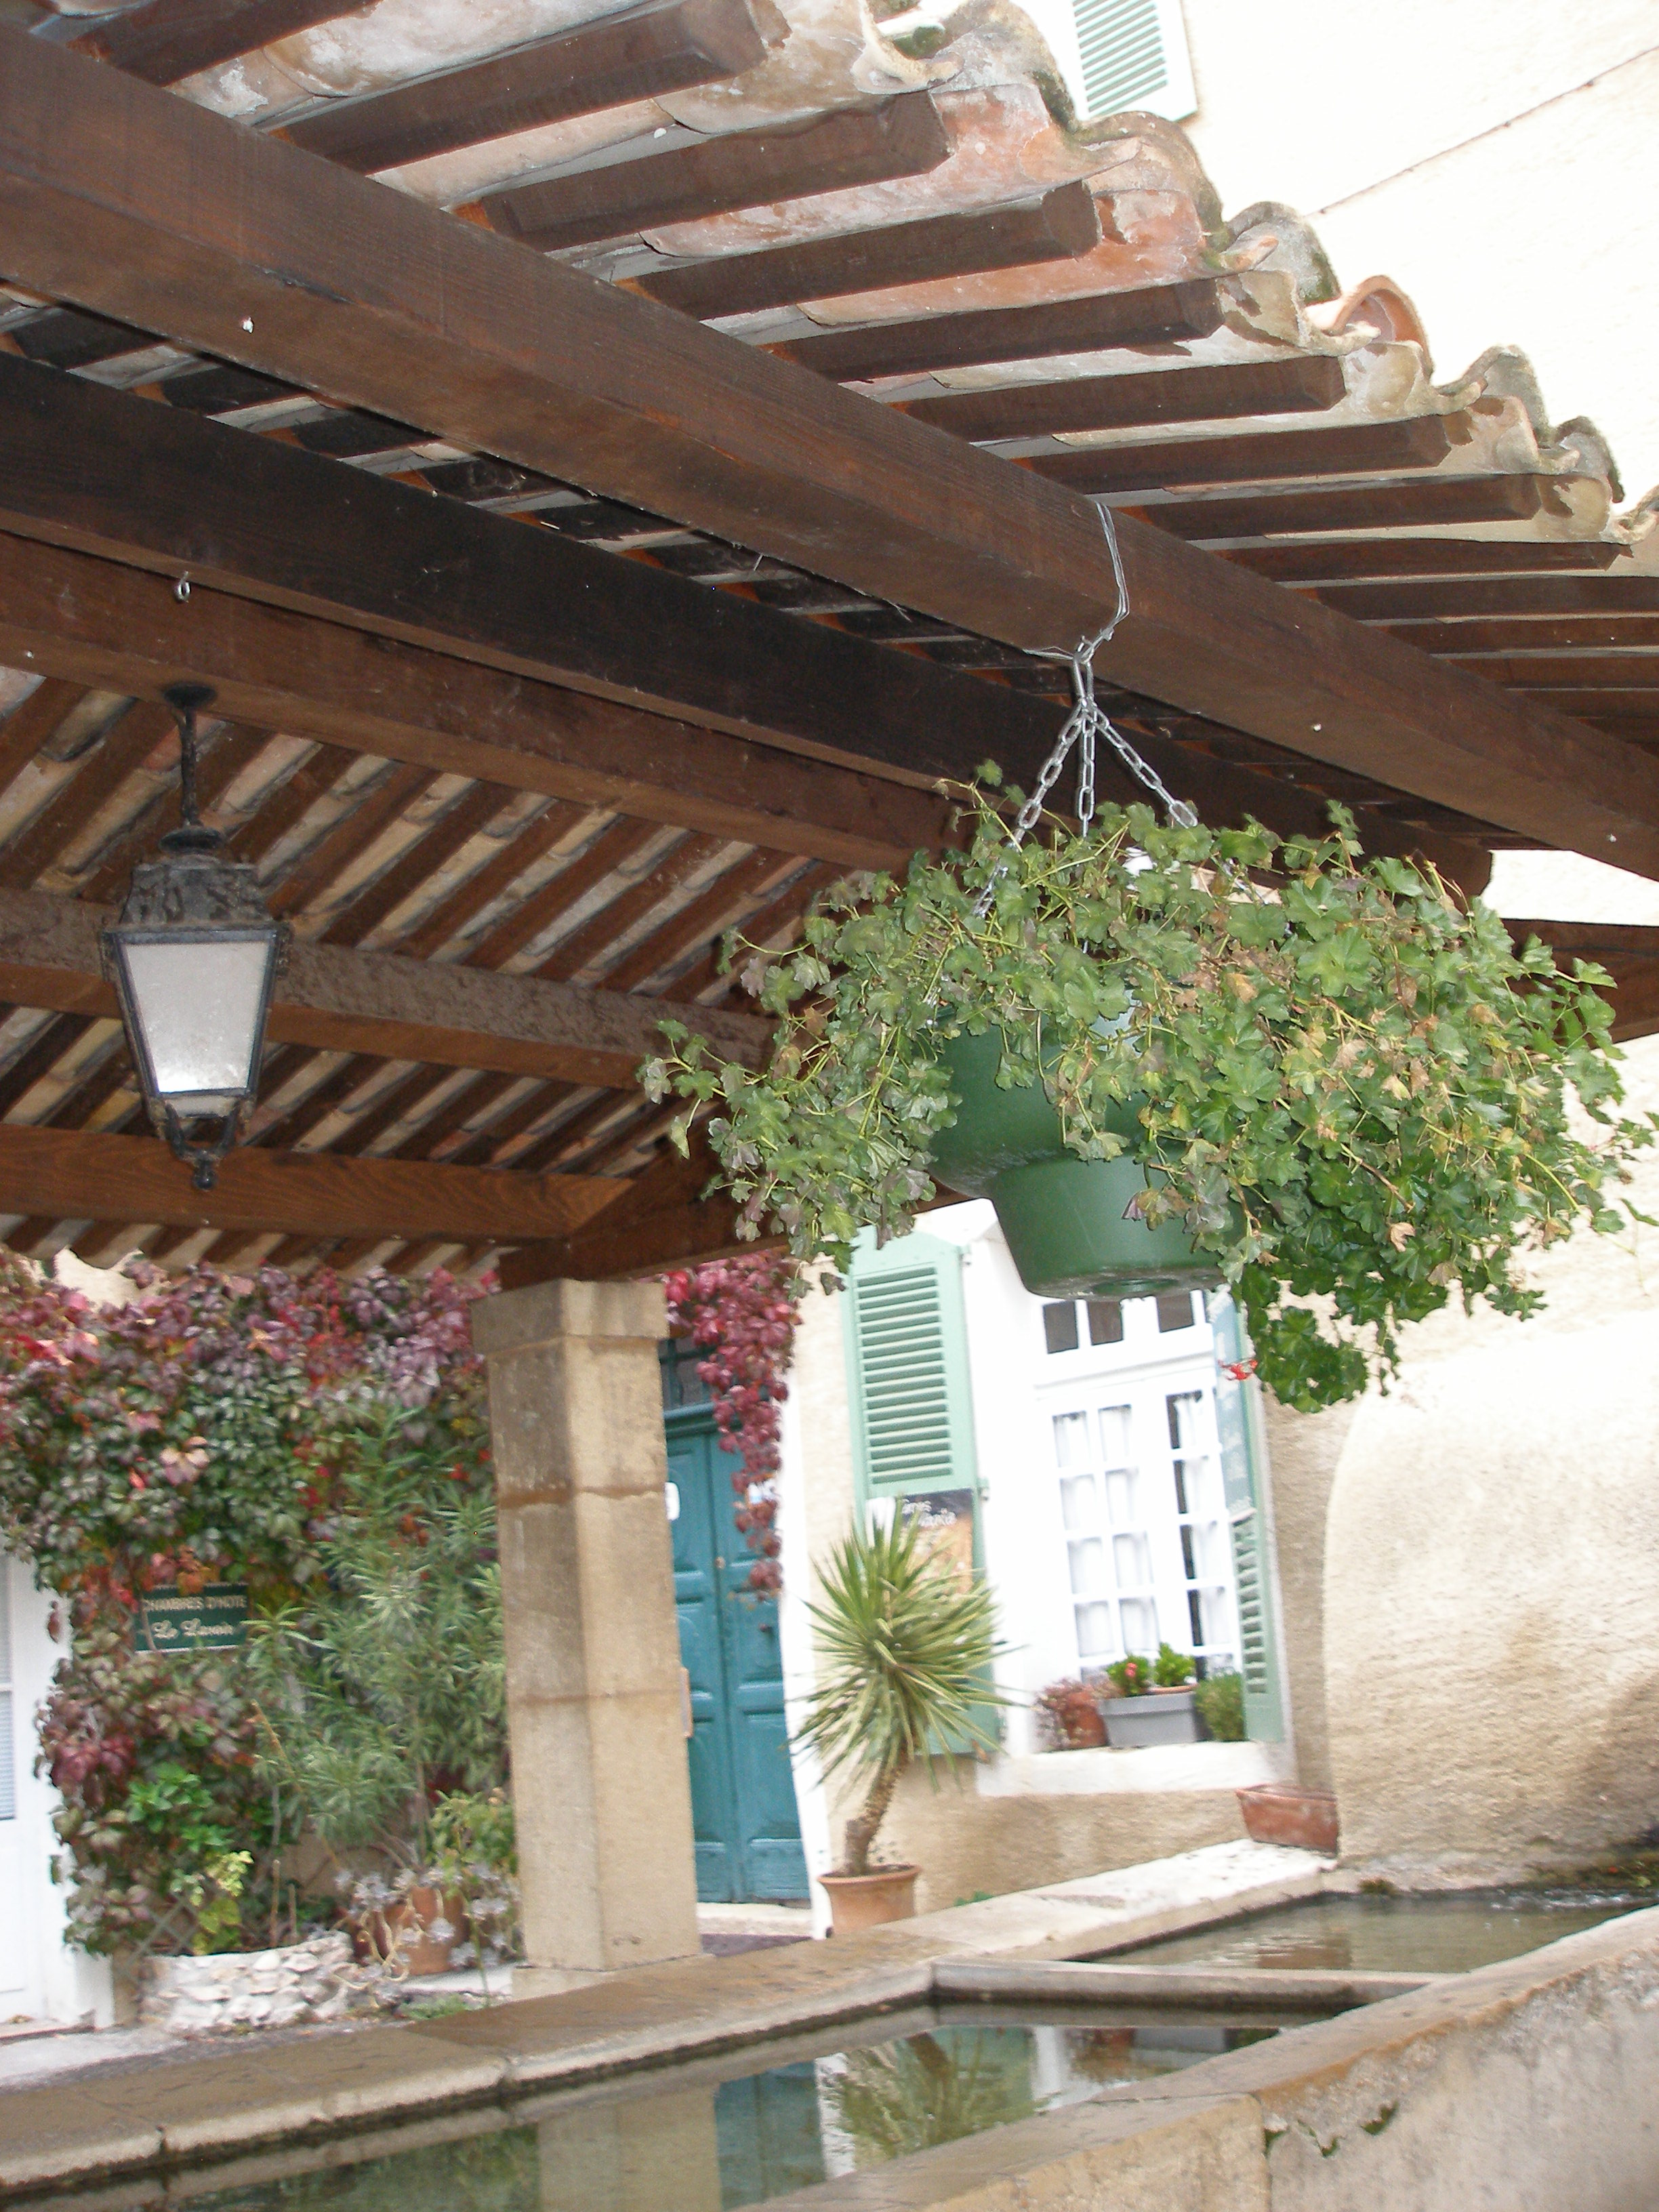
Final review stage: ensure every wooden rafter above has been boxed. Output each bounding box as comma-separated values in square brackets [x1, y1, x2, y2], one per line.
[0, 534, 942, 872]
[0, 1122, 626, 1242]
[0, 886, 769, 1086]
[275, 0, 784, 174]
[469, 92, 951, 249]
[68, 1, 373, 86]
[632, 184, 1103, 319]
[0, 34, 1646, 874]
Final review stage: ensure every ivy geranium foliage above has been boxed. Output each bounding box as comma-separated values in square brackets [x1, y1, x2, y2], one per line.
[647, 789, 1653, 1411]
[662, 1256, 798, 1593]
[0, 1254, 495, 1955]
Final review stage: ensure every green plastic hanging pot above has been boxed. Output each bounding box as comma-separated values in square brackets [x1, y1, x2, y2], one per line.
[928, 1029, 1225, 1300]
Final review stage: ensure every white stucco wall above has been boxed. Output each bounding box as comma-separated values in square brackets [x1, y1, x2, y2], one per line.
[1175, 0, 1659, 497]
[0, 1556, 114, 2027]
[1315, 1029, 1659, 1877]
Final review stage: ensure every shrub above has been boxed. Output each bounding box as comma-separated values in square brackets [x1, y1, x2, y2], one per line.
[3, 1257, 496, 1954]
[1153, 1641, 1195, 1688]
[1195, 1672, 1246, 1742]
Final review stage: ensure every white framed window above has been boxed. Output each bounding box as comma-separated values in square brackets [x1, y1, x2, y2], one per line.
[1014, 0, 1196, 125]
[1039, 1308, 1238, 1678]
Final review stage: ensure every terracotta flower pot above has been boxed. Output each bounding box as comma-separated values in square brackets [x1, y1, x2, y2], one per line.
[369, 1885, 465, 1976]
[818, 1865, 920, 1935]
[1236, 1784, 1339, 1856]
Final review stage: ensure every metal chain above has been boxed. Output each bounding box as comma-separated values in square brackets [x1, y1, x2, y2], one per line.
[973, 506, 1196, 920]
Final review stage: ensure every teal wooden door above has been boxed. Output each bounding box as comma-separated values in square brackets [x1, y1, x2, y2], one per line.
[667, 1407, 808, 1902]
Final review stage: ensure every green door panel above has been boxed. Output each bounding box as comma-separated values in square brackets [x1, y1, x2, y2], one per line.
[668, 1406, 808, 1903]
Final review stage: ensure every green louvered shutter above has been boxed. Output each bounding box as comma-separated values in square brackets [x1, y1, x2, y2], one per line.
[842, 1230, 978, 1505]
[841, 1232, 991, 1755]
[1067, 0, 1195, 123]
[1210, 1293, 1285, 1742]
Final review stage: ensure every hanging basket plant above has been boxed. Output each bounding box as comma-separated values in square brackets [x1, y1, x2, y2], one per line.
[644, 781, 1652, 1412]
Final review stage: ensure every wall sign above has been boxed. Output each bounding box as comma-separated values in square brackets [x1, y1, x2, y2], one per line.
[137, 1584, 249, 1654]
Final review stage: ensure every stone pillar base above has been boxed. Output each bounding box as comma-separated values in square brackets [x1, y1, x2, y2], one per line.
[474, 1279, 699, 1978]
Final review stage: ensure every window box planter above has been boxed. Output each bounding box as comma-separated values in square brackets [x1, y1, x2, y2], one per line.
[1101, 1688, 1204, 1748]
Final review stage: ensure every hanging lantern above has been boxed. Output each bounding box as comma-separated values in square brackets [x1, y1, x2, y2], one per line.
[102, 682, 289, 1191]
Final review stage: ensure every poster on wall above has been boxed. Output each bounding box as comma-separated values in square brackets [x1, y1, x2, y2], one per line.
[898, 1488, 976, 1587]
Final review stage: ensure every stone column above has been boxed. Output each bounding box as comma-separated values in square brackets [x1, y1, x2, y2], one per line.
[472, 1278, 699, 1981]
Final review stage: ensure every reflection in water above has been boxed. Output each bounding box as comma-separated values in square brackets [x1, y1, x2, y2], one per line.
[1111, 1891, 1641, 1977]
[819, 2028, 1038, 2161]
[188, 2009, 1286, 2212]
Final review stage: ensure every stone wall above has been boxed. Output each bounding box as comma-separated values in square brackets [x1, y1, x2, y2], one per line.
[1307, 1032, 1659, 1875]
[138, 1931, 353, 2033]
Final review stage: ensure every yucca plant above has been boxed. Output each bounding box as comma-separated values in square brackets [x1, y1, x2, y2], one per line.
[799, 1513, 1005, 1875]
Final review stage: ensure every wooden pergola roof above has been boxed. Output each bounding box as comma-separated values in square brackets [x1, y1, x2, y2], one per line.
[0, 0, 1654, 1284]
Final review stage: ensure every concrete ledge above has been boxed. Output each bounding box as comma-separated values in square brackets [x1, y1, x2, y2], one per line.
[0, 1843, 1324, 2196]
[977, 1740, 1298, 1797]
[931, 1959, 1441, 2012]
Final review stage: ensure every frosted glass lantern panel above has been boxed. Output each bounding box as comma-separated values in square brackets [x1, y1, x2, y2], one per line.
[121, 938, 272, 1112]
[1074, 1602, 1114, 1661]
[1068, 1536, 1107, 1596]
[1052, 1410, 1092, 1469]
[1059, 1473, 1098, 1534]
[1120, 1597, 1159, 1650]
[1112, 1532, 1152, 1589]
[1104, 1467, 1140, 1527]
[1097, 1405, 1133, 1467]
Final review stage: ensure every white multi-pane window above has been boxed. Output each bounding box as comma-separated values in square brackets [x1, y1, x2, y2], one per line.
[1040, 1291, 1240, 1679]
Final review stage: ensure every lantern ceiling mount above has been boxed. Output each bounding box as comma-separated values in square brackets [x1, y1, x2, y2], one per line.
[101, 682, 290, 1192]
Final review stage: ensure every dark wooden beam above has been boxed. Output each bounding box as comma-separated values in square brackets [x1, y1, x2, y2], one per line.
[1314, 577, 1659, 623]
[1454, 656, 1659, 690]
[631, 184, 1103, 319]
[276, 0, 783, 173]
[497, 1129, 758, 1287]
[1383, 617, 1659, 654]
[1229, 539, 1629, 585]
[0, 32, 1652, 873]
[470, 91, 950, 251]
[321, 780, 513, 949]
[1141, 473, 1557, 541]
[0, 677, 82, 792]
[0, 533, 942, 875]
[769, 278, 1223, 383]
[0, 1121, 626, 1242]
[68, 0, 374, 86]
[1027, 415, 1464, 496]
[465, 818, 659, 970]
[1505, 919, 1659, 1044]
[0, 699, 173, 889]
[900, 355, 1346, 441]
[0, 884, 771, 1085]
[0, 354, 1050, 814]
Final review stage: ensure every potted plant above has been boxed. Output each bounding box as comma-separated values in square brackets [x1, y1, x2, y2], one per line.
[645, 788, 1649, 1414]
[1036, 1677, 1106, 1750]
[1100, 1643, 1206, 1748]
[798, 1511, 1004, 1934]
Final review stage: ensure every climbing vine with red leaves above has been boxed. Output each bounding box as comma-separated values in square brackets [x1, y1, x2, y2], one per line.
[661, 1256, 799, 1595]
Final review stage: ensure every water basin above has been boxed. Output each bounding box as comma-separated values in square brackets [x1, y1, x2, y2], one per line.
[185, 2001, 1316, 2212]
[1107, 1889, 1643, 1976]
